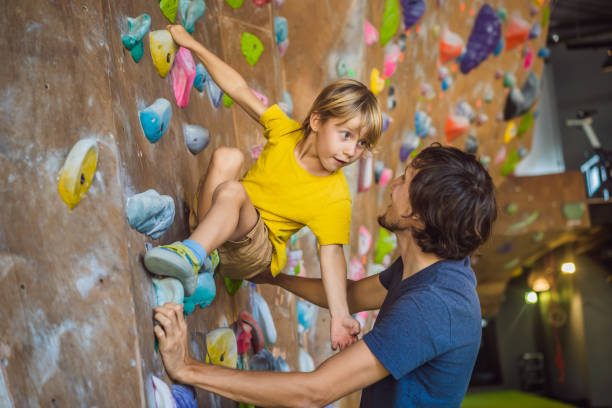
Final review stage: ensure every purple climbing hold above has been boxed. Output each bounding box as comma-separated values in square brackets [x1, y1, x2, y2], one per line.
[400, 0, 426, 30]
[172, 384, 197, 408]
[460, 4, 502, 74]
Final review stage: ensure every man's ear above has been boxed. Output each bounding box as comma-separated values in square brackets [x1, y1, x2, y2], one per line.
[309, 112, 320, 133]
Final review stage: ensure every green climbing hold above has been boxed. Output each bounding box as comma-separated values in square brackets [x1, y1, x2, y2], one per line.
[541, 6, 550, 27]
[517, 111, 534, 137]
[497, 8, 507, 21]
[533, 231, 544, 243]
[501, 149, 520, 176]
[224, 277, 243, 295]
[562, 202, 585, 220]
[504, 258, 520, 269]
[374, 228, 396, 264]
[506, 211, 539, 233]
[160, 0, 178, 23]
[241, 32, 264, 66]
[225, 0, 244, 8]
[222, 93, 234, 108]
[505, 203, 518, 215]
[503, 72, 516, 88]
[380, 0, 400, 47]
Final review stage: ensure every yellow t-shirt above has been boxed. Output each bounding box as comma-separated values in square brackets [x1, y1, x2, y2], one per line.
[241, 105, 351, 276]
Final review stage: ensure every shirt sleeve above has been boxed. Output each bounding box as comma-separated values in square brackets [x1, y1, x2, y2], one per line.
[308, 199, 351, 246]
[378, 257, 402, 289]
[259, 104, 302, 142]
[363, 290, 451, 379]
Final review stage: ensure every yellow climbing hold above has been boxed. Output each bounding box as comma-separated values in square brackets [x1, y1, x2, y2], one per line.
[370, 68, 385, 96]
[503, 121, 517, 144]
[58, 139, 98, 211]
[150, 30, 178, 78]
[205, 328, 238, 368]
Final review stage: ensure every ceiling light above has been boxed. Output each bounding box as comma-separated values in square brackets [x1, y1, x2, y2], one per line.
[561, 262, 576, 274]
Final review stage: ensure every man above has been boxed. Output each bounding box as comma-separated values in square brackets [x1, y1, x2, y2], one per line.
[153, 144, 497, 407]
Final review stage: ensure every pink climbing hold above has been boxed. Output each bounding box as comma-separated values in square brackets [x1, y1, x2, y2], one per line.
[445, 114, 470, 142]
[505, 16, 530, 50]
[379, 168, 393, 187]
[358, 154, 373, 192]
[364, 20, 379, 46]
[439, 28, 465, 63]
[384, 44, 401, 77]
[523, 46, 533, 69]
[349, 258, 366, 281]
[170, 47, 196, 107]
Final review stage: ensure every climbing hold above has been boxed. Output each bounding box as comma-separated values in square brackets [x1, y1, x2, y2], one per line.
[222, 93, 234, 108]
[233, 310, 265, 354]
[476, 113, 488, 126]
[537, 47, 550, 59]
[445, 114, 470, 142]
[370, 68, 385, 96]
[465, 134, 478, 154]
[382, 112, 392, 131]
[384, 43, 401, 77]
[206, 78, 223, 108]
[400, 131, 420, 162]
[496, 7, 507, 21]
[179, 0, 206, 34]
[337, 58, 349, 77]
[562, 202, 586, 220]
[298, 347, 315, 372]
[358, 154, 373, 192]
[517, 111, 534, 137]
[480, 155, 491, 169]
[374, 227, 397, 265]
[224, 277, 243, 295]
[170, 47, 196, 108]
[193, 63, 206, 92]
[139, 98, 172, 143]
[225, 0, 244, 8]
[420, 82, 435, 99]
[374, 160, 384, 183]
[121, 14, 151, 63]
[503, 72, 515, 88]
[249, 349, 276, 371]
[278, 90, 293, 115]
[250, 89, 268, 106]
[460, 4, 502, 74]
[496, 242, 513, 254]
[206, 328, 238, 368]
[364, 20, 379, 45]
[414, 110, 432, 138]
[274, 355, 290, 372]
[296, 300, 317, 333]
[149, 30, 178, 78]
[503, 72, 539, 120]
[57, 138, 98, 211]
[505, 16, 530, 50]
[253, 0, 270, 6]
[456, 100, 475, 122]
[151, 375, 175, 408]
[505, 203, 518, 214]
[250, 291, 277, 345]
[506, 210, 539, 233]
[241, 32, 264, 66]
[349, 257, 366, 281]
[441, 75, 452, 91]
[504, 258, 520, 270]
[523, 46, 533, 69]
[401, 0, 426, 31]
[160, 0, 179, 23]
[183, 124, 210, 155]
[503, 121, 517, 144]
[494, 145, 507, 165]
[439, 28, 465, 64]
[530, 4, 539, 16]
[493, 38, 504, 57]
[126, 189, 175, 239]
[541, 6, 550, 27]
[172, 385, 197, 408]
[533, 231, 544, 243]
[380, 0, 400, 47]
[183, 272, 216, 314]
[358, 225, 372, 257]
[152, 277, 184, 307]
[501, 148, 520, 176]
[529, 22, 542, 39]
[274, 16, 288, 44]
[277, 38, 289, 57]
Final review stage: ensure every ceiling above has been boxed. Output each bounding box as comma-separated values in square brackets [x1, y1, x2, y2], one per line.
[548, 0, 612, 48]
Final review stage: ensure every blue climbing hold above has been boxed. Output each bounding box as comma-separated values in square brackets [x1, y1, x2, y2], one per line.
[493, 38, 504, 56]
[193, 63, 207, 92]
[183, 124, 210, 155]
[183, 272, 216, 314]
[121, 14, 151, 51]
[537, 47, 550, 59]
[179, 0, 206, 34]
[206, 77, 223, 108]
[126, 189, 175, 239]
[139, 98, 172, 143]
[274, 16, 288, 44]
[172, 384, 197, 408]
[152, 277, 184, 306]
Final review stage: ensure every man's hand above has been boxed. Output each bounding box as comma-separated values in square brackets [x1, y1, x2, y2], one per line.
[166, 24, 198, 49]
[153, 302, 195, 382]
[330, 314, 361, 351]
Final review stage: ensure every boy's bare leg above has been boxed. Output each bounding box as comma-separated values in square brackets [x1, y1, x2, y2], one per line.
[188, 147, 258, 254]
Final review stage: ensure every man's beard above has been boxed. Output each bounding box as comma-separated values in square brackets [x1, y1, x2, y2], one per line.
[377, 212, 397, 231]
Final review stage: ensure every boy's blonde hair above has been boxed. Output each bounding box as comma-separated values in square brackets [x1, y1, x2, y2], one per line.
[302, 79, 382, 150]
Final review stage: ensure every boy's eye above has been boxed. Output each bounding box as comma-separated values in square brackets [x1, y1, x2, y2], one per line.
[341, 131, 350, 139]
[358, 140, 367, 148]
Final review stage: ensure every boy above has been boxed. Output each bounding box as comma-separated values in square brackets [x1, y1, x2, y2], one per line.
[144, 25, 382, 349]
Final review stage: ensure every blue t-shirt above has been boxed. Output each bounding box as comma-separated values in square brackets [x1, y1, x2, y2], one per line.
[361, 257, 481, 408]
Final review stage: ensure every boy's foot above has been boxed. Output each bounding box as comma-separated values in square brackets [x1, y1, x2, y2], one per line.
[144, 242, 212, 296]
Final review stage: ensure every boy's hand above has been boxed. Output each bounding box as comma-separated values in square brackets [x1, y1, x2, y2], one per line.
[154, 302, 195, 382]
[166, 24, 198, 49]
[330, 314, 361, 351]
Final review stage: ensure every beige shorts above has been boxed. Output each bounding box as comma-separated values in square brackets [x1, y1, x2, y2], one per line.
[217, 212, 274, 280]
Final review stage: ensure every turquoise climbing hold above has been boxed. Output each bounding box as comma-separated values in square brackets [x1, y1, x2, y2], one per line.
[241, 32, 264, 66]
[126, 189, 175, 239]
[193, 63, 207, 92]
[121, 14, 151, 50]
[274, 16, 288, 44]
[139, 98, 172, 143]
[183, 272, 216, 314]
[152, 277, 184, 306]
[179, 0, 206, 34]
[130, 40, 145, 62]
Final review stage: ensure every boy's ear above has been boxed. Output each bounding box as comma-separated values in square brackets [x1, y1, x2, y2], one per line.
[309, 112, 320, 132]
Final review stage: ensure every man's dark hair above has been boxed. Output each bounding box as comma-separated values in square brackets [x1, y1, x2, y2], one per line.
[408, 143, 497, 259]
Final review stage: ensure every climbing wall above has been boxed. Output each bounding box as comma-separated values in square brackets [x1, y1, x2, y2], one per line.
[0, 0, 583, 406]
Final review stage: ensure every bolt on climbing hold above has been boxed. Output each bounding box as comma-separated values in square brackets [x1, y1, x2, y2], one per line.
[179, 0, 206, 34]
[183, 124, 210, 155]
[241, 32, 264, 66]
[150, 30, 178, 78]
[139, 98, 172, 143]
[126, 189, 175, 239]
[57, 138, 98, 211]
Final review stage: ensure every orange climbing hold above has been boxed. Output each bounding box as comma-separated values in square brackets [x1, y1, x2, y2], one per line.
[505, 16, 530, 50]
[445, 114, 470, 142]
[439, 28, 465, 64]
